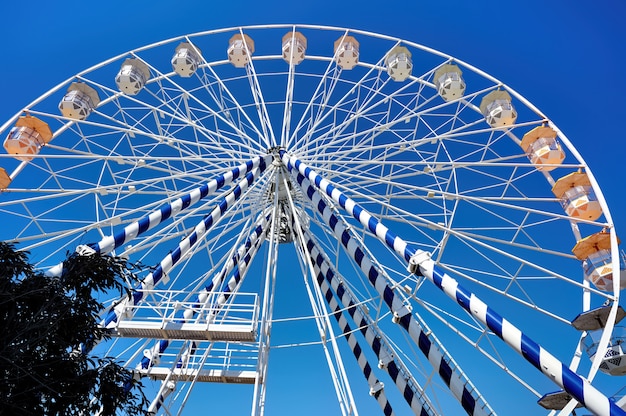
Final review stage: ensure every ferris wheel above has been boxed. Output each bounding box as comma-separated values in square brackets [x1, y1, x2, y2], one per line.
[1, 24, 625, 415]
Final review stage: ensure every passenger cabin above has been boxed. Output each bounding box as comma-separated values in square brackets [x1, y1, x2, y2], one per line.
[479, 90, 517, 128]
[0, 167, 10, 189]
[552, 172, 602, 221]
[583, 325, 626, 375]
[434, 64, 466, 101]
[333, 35, 359, 70]
[3, 116, 53, 161]
[385, 46, 412, 82]
[572, 231, 626, 292]
[172, 42, 202, 77]
[58, 82, 100, 120]
[115, 58, 150, 95]
[228, 34, 255, 68]
[520, 126, 565, 171]
[282, 31, 307, 65]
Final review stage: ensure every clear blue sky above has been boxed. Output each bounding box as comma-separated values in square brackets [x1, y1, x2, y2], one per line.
[1, 1, 625, 415]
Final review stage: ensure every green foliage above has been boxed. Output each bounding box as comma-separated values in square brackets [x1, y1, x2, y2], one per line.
[0, 242, 149, 415]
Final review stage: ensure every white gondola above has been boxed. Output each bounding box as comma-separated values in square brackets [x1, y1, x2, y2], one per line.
[282, 31, 307, 65]
[480, 90, 517, 128]
[227, 34, 254, 68]
[583, 326, 626, 375]
[520, 126, 565, 171]
[333, 35, 359, 70]
[58, 82, 100, 120]
[115, 58, 150, 95]
[171, 42, 202, 77]
[3, 115, 53, 161]
[552, 172, 602, 221]
[434, 64, 466, 101]
[385, 46, 412, 81]
[583, 250, 626, 291]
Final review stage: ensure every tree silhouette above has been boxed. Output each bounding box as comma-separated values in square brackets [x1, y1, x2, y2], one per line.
[0, 242, 148, 415]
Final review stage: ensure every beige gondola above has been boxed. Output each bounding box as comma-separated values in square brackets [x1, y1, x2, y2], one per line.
[282, 32, 307, 65]
[59, 82, 100, 120]
[552, 172, 602, 221]
[520, 126, 565, 171]
[572, 230, 626, 292]
[385, 46, 412, 82]
[115, 58, 150, 95]
[479, 90, 517, 128]
[333, 35, 359, 70]
[0, 167, 11, 189]
[171, 42, 202, 77]
[434, 64, 466, 101]
[228, 34, 255, 68]
[3, 115, 53, 161]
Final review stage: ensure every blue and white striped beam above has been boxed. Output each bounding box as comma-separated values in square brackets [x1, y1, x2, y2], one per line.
[295, 197, 487, 415]
[287, 163, 492, 416]
[137, 214, 270, 370]
[177, 341, 197, 369]
[290, 216, 397, 416]
[103, 167, 263, 328]
[281, 151, 409, 261]
[46, 155, 272, 278]
[412, 255, 626, 416]
[301, 229, 437, 415]
[208, 215, 270, 318]
[92, 154, 272, 255]
[183, 211, 271, 321]
[282, 152, 625, 416]
[298, 229, 436, 416]
[308, 258, 398, 416]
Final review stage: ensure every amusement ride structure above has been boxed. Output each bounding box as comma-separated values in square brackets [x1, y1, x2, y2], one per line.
[1, 24, 625, 415]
